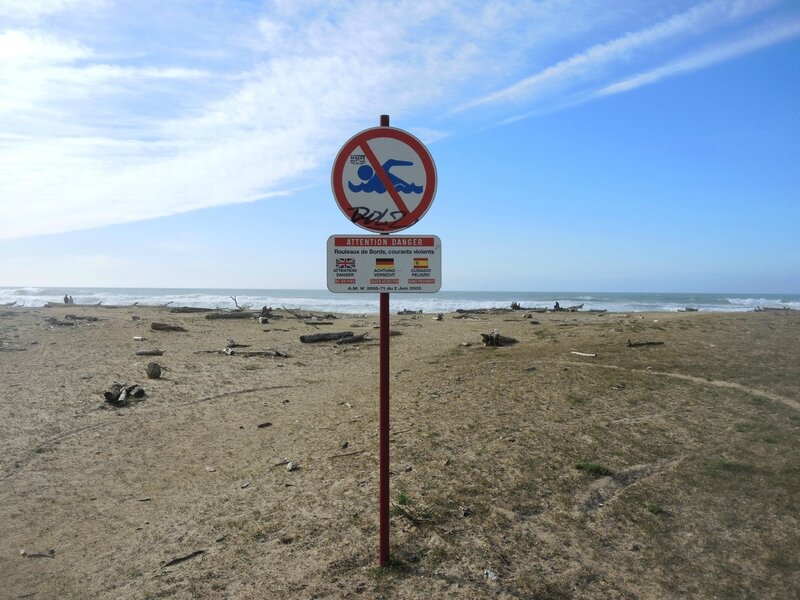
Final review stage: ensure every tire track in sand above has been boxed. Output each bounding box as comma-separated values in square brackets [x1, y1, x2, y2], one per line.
[563, 361, 800, 412]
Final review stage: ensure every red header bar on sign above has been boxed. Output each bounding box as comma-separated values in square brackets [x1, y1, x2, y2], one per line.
[334, 237, 435, 247]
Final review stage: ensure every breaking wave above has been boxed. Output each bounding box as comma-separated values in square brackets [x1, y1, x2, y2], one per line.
[1, 287, 797, 314]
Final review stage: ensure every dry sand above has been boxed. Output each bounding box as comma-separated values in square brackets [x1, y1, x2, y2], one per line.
[1, 305, 798, 599]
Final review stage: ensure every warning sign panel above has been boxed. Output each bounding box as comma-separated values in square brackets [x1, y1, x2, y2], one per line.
[327, 235, 442, 293]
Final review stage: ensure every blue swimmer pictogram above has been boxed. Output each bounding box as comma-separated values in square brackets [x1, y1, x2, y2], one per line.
[348, 159, 423, 194]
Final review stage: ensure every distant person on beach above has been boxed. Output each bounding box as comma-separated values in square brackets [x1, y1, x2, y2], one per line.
[64, 294, 70, 304]
[554, 301, 561, 311]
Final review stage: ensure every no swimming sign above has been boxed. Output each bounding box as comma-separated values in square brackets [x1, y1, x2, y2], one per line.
[331, 126, 437, 233]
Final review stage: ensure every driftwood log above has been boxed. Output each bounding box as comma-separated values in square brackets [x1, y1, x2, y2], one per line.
[300, 331, 354, 343]
[151, 322, 186, 332]
[196, 347, 289, 358]
[456, 308, 509, 315]
[169, 306, 215, 313]
[205, 311, 256, 320]
[282, 305, 337, 321]
[225, 348, 289, 357]
[135, 349, 164, 356]
[337, 333, 369, 345]
[480, 331, 518, 347]
[626, 340, 665, 347]
[64, 314, 99, 322]
[225, 340, 250, 348]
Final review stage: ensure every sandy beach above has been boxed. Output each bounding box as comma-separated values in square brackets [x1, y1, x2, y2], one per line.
[1, 304, 798, 598]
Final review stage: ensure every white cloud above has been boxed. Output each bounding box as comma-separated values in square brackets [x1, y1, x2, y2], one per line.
[0, 0, 796, 239]
[0, 29, 91, 63]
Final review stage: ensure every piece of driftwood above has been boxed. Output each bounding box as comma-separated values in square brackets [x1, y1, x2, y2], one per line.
[226, 340, 250, 348]
[284, 306, 337, 320]
[283, 305, 312, 320]
[456, 308, 509, 314]
[626, 340, 665, 347]
[754, 306, 796, 312]
[162, 549, 205, 568]
[151, 322, 186, 332]
[230, 296, 252, 310]
[169, 306, 215, 313]
[229, 348, 288, 357]
[397, 309, 422, 315]
[570, 351, 597, 357]
[300, 331, 354, 343]
[205, 311, 256, 320]
[337, 333, 369, 345]
[678, 307, 699, 312]
[135, 349, 164, 356]
[20, 549, 56, 559]
[480, 331, 518, 347]
[1, 301, 17, 306]
[329, 449, 366, 459]
[304, 320, 333, 326]
[198, 347, 289, 358]
[511, 302, 542, 311]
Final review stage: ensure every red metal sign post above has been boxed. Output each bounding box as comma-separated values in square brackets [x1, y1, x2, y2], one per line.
[378, 113, 391, 567]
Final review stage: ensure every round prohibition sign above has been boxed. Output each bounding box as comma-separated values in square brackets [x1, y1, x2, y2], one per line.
[331, 126, 437, 233]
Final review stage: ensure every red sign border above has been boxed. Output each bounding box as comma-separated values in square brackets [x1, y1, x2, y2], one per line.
[331, 126, 437, 233]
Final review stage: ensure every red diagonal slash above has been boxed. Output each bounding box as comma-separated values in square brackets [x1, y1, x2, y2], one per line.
[360, 140, 411, 216]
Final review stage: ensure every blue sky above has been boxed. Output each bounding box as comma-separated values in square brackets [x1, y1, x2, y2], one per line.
[1, 0, 798, 292]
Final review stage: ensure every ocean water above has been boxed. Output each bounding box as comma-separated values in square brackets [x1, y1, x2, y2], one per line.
[1, 287, 798, 314]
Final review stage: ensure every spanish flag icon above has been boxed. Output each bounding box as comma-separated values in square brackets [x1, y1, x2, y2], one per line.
[413, 257, 429, 269]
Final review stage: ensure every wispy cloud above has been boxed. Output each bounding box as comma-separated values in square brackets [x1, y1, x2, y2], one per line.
[594, 17, 800, 97]
[458, 0, 778, 111]
[0, 0, 797, 239]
